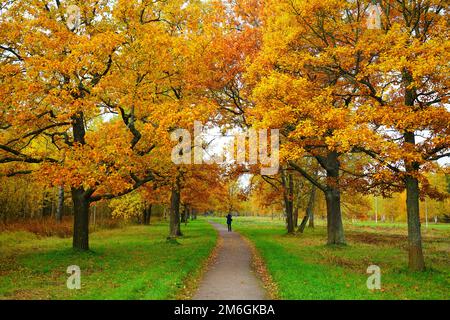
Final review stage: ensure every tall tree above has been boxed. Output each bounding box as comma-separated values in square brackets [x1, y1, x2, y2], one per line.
[0, 0, 211, 250]
[355, 0, 449, 271]
[246, 0, 448, 266]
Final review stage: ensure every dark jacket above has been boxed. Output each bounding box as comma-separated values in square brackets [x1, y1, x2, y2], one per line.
[226, 214, 233, 224]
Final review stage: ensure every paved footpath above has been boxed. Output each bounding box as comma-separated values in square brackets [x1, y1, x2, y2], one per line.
[193, 222, 267, 300]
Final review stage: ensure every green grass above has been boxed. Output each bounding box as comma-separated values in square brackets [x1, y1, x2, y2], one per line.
[351, 220, 450, 232]
[2, 215, 448, 300]
[0, 220, 217, 300]
[210, 216, 450, 300]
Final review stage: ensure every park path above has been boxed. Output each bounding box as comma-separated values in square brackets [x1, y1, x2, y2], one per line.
[193, 222, 267, 300]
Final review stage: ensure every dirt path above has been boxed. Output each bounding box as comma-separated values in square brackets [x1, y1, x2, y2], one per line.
[193, 222, 267, 300]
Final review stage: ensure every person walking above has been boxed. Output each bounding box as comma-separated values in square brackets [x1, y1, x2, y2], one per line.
[226, 213, 233, 232]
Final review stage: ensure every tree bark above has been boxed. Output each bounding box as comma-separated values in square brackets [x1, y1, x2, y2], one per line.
[289, 159, 342, 243]
[41, 191, 52, 217]
[308, 184, 316, 228]
[299, 184, 316, 233]
[298, 214, 309, 233]
[71, 112, 90, 251]
[324, 152, 345, 245]
[143, 203, 152, 225]
[56, 185, 64, 223]
[169, 181, 182, 238]
[308, 211, 315, 228]
[282, 171, 295, 234]
[325, 188, 345, 245]
[401, 68, 426, 271]
[293, 207, 299, 228]
[72, 187, 90, 251]
[181, 206, 187, 223]
[404, 131, 425, 271]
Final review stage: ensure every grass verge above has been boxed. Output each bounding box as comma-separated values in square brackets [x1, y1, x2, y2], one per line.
[0, 219, 217, 300]
[209, 216, 450, 300]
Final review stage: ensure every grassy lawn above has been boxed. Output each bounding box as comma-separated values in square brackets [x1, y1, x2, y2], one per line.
[0, 219, 217, 300]
[209, 216, 450, 300]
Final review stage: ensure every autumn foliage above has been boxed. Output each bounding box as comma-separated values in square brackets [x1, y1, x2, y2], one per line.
[0, 0, 448, 272]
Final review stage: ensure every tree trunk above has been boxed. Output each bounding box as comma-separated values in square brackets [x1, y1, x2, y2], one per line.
[42, 191, 52, 217]
[56, 186, 64, 223]
[404, 131, 425, 271]
[293, 207, 299, 228]
[182, 206, 188, 226]
[147, 204, 152, 225]
[324, 152, 345, 245]
[298, 214, 309, 233]
[71, 112, 90, 250]
[308, 212, 315, 228]
[169, 183, 182, 238]
[282, 172, 295, 234]
[308, 184, 316, 228]
[325, 188, 345, 245]
[299, 185, 316, 233]
[143, 203, 152, 225]
[72, 187, 90, 251]
[401, 69, 425, 271]
[181, 206, 187, 223]
[142, 205, 146, 225]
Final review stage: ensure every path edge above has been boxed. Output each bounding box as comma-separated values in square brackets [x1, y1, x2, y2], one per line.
[176, 223, 223, 300]
[242, 235, 280, 300]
